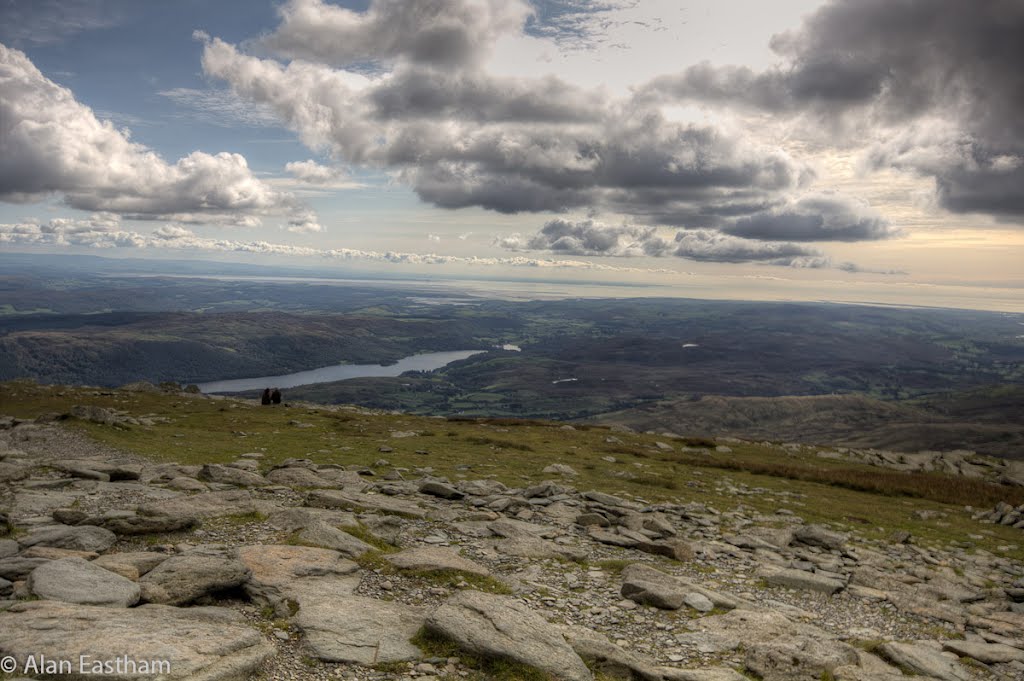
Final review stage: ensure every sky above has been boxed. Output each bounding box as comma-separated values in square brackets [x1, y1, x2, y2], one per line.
[1, 0, 1023, 310]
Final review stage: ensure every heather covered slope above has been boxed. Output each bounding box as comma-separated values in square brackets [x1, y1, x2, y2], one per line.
[1, 382, 1024, 680]
[591, 386, 1024, 460]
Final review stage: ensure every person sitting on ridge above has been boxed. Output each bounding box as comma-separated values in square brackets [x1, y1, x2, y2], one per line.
[271, 388, 282, 405]
[261, 388, 271, 405]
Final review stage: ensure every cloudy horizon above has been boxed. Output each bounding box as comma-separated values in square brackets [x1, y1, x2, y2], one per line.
[1, 0, 1022, 309]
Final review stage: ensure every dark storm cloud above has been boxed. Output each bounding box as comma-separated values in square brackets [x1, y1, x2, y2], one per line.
[722, 194, 895, 242]
[202, 32, 812, 224]
[499, 218, 830, 267]
[369, 68, 606, 123]
[641, 0, 1024, 221]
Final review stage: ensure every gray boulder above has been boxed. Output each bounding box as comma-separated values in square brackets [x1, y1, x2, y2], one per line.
[674, 610, 858, 680]
[139, 490, 255, 519]
[683, 592, 715, 613]
[0, 461, 30, 482]
[305, 489, 428, 518]
[878, 642, 971, 681]
[18, 524, 116, 553]
[0, 600, 272, 680]
[92, 552, 169, 580]
[28, 557, 140, 607]
[419, 480, 466, 500]
[198, 464, 265, 488]
[621, 564, 743, 611]
[265, 467, 335, 488]
[0, 557, 50, 581]
[426, 590, 592, 681]
[385, 547, 490, 576]
[140, 553, 251, 605]
[942, 640, 1024, 664]
[792, 524, 846, 550]
[296, 522, 374, 559]
[237, 543, 360, 614]
[295, 595, 424, 664]
[762, 567, 845, 594]
[0, 538, 18, 558]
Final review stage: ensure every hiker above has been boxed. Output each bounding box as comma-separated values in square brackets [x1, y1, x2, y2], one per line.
[261, 388, 271, 405]
[271, 388, 282, 405]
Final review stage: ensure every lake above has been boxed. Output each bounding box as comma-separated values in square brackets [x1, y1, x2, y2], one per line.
[197, 350, 485, 393]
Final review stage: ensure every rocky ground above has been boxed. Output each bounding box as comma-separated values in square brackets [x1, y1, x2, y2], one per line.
[2, 409, 1024, 681]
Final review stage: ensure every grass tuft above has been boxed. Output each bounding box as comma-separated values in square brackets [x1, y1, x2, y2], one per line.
[411, 628, 553, 681]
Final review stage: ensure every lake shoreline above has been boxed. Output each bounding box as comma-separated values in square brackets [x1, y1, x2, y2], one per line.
[197, 349, 486, 394]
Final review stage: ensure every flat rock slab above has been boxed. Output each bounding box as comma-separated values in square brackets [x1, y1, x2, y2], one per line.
[238, 544, 359, 607]
[879, 642, 971, 681]
[0, 557, 50, 581]
[28, 557, 140, 607]
[10, 490, 83, 520]
[0, 539, 19, 558]
[0, 600, 272, 680]
[385, 547, 490, 576]
[138, 490, 256, 520]
[762, 567, 845, 594]
[660, 670, 751, 681]
[97, 512, 198, 536]
[621, 564, 743, 611]
[264, 467, 336, 488]
[295, 595, 424, 665]
[266, 507, 357, 532]
[419, 480, 465, 500]
[198, 464, 266, 487]
[426, 590, 592, 681]
[792, 524, 846, 550]
[140, 553, 251, 605]
[297, 522, 374, 558]
[674, 609, 858, 680]
[306, 489, 428, 518]
[0, 461, 29, 482]
[18, 524, 116, 553]
[561, 624, 664, 681]
[942, 640, 1024, 664]
[92, 552, 169, 580]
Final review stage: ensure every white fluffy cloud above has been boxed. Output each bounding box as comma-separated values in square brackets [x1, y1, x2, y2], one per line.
[259, 0, 531, 68]
[284, 160, 357, 190]
[0, 43, 317, 229]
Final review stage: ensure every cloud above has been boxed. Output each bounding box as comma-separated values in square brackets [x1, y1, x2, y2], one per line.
[498, 218, 840, 267]
[259, 0, 531, 69]
[722, 193, 895, 242]
[0, 0, 122, 46]
[427, 233, 441, 242]
[0, 43, 317, 229]
[285, 160, 350, 185]
[0, 219, 678, 274]
[285, 210, 323, 234]
[157, 87, 283, 128]
[201, 30, 810, 227]
[640, 0, 1024, 221]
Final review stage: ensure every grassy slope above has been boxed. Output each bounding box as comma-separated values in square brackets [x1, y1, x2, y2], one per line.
[591, 389, 1024, 459]
[2, 379, 1022, 563]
